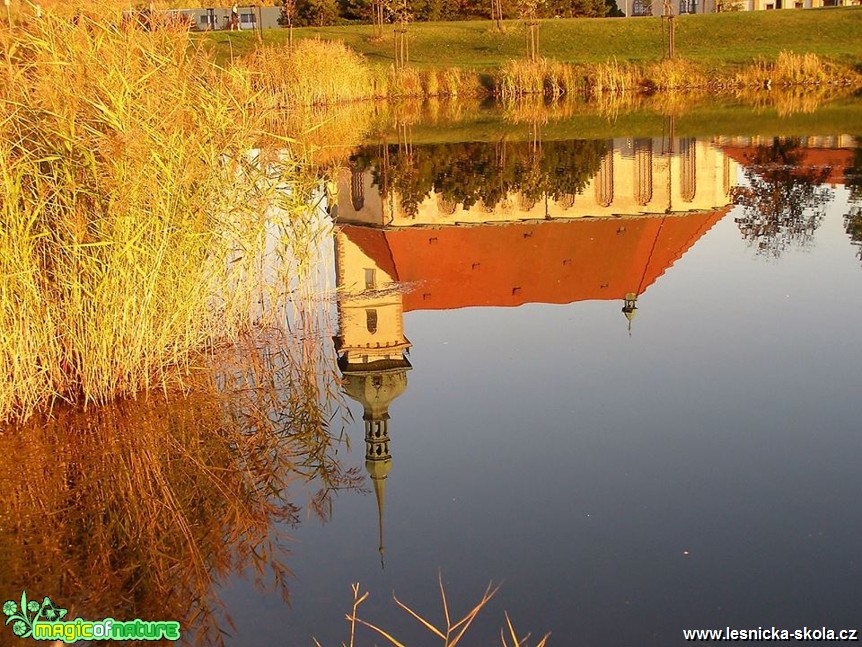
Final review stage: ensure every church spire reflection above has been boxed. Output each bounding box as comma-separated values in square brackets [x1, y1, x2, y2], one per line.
[341, 366, 407, 567]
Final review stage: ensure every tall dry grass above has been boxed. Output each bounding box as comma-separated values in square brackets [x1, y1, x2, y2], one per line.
[324, 577, 550, 647]
[584, 58, 640, 96]
[381, 66, 484, 98]
[236, 39, 377, 107]
[734, 50, 861, 88]
[469, 49, 857, 97]
[644, 58, 708, 92]
[497, 57, 643, 99]
[497, 57, 578, 99]
[234, 41, 482, 106]
[496, 52, 859, 99]
[0, 16, 319, 422]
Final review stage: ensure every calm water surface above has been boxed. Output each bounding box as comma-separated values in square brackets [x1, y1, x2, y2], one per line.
[217, 122, 862, 645]
[4, 106, 862, 647]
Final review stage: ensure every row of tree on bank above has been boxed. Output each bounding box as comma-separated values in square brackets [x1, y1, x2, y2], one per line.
[279, 0, 622, 29]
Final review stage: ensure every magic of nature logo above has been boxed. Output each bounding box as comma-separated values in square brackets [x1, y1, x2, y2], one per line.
[3, 591, 180, 642]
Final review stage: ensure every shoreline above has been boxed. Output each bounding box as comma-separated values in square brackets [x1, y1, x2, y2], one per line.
[202, 10, 862, 105]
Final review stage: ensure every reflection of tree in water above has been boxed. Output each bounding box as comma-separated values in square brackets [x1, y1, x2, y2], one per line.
[732, 137, 833, 258]
[0, 327, 359, 646]
[351, 139, 608, 217]
[843, 137, 862, 262]
[846, 208, 862, 261]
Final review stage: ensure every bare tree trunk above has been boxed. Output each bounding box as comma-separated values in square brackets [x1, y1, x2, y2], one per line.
[491, 0, 503, 29]
[256, 5, 263, 42]
[394, 29, 399, 67]
[534, 22, 539, 59]
[662, 0, 675, 59]
[375, 1, 381, 37]
[531, 23, 536, 60]
[392, 25, 409, 68]
[526, 22, 539, 61]
[668, 15, 675, 59]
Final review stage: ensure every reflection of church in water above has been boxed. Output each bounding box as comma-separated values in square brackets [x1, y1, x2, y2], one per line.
[334, 136, 738, 561]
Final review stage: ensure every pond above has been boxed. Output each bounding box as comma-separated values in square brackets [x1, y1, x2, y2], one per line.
[3, 99, 861, 646]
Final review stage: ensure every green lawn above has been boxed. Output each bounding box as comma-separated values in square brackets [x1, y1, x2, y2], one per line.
[203, 7, 862, 70]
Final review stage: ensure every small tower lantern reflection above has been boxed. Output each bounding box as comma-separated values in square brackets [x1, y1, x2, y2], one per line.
[622, 291, 638, 333]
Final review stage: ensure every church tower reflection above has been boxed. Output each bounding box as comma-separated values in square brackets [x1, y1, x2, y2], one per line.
[334, 135, 738, 560]
[334, 229, 411, 565]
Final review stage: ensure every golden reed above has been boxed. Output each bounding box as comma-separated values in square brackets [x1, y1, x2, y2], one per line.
[0, 15, 321, 422]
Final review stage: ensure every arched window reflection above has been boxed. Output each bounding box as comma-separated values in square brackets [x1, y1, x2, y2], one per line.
[634, 138, 653, 206]
[366, 309, 378, 334]
[680, 138, 697, 203]
[595, 145, 614, 208]
[724, 155, 732, 197]
[350, 168, 365, 211]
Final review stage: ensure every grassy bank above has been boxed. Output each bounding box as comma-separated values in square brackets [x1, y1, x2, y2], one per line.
[495, 51, 861, 97]
[205, 7, 862, 71]
[202, 9, 862, 100]
[231, 41, 860, 103]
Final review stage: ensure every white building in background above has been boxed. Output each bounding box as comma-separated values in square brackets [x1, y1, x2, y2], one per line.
[162, 6, 283, 30]
[736, 0, 856, 9]
[622, 0, 856, 15]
